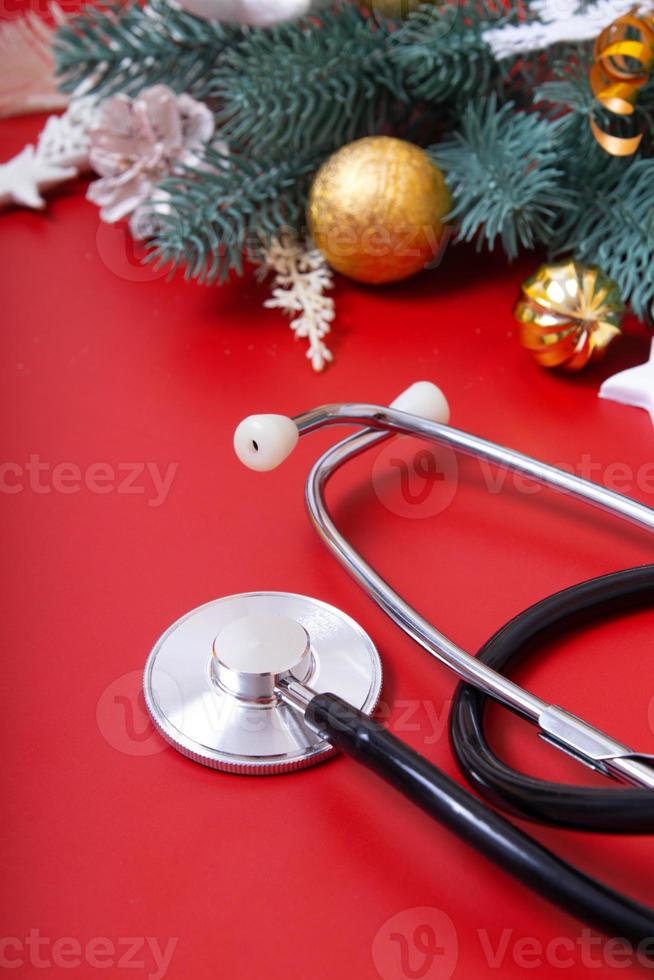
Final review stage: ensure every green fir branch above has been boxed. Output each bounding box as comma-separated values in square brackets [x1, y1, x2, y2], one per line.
[209, 5, 404, 160]
[147, 147, 323, 284]
[428, 96, 571, 258]
[55, 0, 653, 321]
[55, 0, 244, 98]
[389, 2, 502, 104]
[564, 159, 654, 321]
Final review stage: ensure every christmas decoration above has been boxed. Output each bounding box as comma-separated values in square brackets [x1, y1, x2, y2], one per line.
[38, 96, 97, 170]
[260, 234, 335, 371]
[0, 5, 68, 118]
[0, 96, 97, 209]
[176, 0, 316, 25]
[599, 341, 654, 428]
[430, 96, 564, 260]
[87, 85, 214, 233]
[0, 145, 76, 208]
[0, 0, 650, 372]
[308, 136, 451, 284]
[83, 0, 650, 322]
[590, 12, 654, 156]
[482, 0, 637, 59]
[515, 260, 624, 371]
[360, 0, 427, 18]
[55, 0, 245, 98]
[211, 7, 400, 160]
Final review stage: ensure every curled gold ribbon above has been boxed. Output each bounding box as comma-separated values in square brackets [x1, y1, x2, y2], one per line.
[590, 11, 654, 156]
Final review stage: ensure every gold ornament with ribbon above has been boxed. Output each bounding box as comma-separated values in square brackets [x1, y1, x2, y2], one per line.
[514, 260, 624, 371]
[590, 11, 654, 156]
[307, 136, 451, 285]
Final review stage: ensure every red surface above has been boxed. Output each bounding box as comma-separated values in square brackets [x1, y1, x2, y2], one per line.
[2, 114, 654, 980]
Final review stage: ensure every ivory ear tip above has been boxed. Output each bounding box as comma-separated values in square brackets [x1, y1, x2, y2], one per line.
[234, 415, 299, 472]
[391, 382, 450, 424]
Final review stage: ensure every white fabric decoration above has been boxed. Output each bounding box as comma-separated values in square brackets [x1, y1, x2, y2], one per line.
[0, 4, 68, 119]
[38, 95, 98, 170]
[0, 96, 98, 209]
[260, 235, 335, 372]
[483, 0, 636, 59]
[599, 341, 654, 429]
[175, 0, 315, 25]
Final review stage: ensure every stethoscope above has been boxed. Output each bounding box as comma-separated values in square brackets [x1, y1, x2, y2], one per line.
[143, 381, 654, 949]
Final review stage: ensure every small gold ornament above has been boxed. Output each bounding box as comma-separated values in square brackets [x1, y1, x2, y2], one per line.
[307, 136, 451, 285]
[515, 260, 624, 371]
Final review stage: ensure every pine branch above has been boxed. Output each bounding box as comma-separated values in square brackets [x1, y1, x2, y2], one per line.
[563, 159, 654, 321]
[428, 95, 571, 259]
[55, 0, 244, 98]
[538, 65, 654, 318]
[389, 2, 503, 104]
[390, 4, 587, 110]
[209, 4, 404, 160]
[146, 146, 323, 284]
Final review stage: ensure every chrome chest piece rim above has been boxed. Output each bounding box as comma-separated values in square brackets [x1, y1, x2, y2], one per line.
[143, 592, 383, 775]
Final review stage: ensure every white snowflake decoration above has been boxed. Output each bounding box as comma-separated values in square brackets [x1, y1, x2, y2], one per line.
[483, 0, 637, 59]
[38, 95, 98, 170]
[261, 235, 335, 372]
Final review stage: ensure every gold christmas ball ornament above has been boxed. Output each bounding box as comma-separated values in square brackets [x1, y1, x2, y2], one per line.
[308, 136, 451, 285]
[514, 260, 624, 371]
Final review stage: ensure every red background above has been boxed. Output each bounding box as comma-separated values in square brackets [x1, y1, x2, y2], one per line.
[1, 113, 653, 980]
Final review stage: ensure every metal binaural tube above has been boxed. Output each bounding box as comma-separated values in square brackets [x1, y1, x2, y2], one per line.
[294, 404, 654, 533]
[301, 422, 549, 723]
[292, 404, 654, 790]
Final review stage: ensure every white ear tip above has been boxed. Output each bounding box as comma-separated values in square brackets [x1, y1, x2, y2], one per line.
[391, 382, 450, 424]
[234, 415, 299, 472]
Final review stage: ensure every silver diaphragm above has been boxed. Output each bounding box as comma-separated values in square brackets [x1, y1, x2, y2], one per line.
[143, 592, 383, 775]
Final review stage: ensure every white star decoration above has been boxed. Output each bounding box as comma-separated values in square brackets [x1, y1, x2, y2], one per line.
[599, 341, 654, 429]
[0, 144, 76, 208]
[0, 97, 97, 211]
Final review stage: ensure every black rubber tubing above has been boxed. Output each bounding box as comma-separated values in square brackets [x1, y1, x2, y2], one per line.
[307, 693, 654, 952]
[450, 565, 654, 833]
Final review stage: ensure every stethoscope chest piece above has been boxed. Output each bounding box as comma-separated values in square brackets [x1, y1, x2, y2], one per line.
[143, 592, 382, 774]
